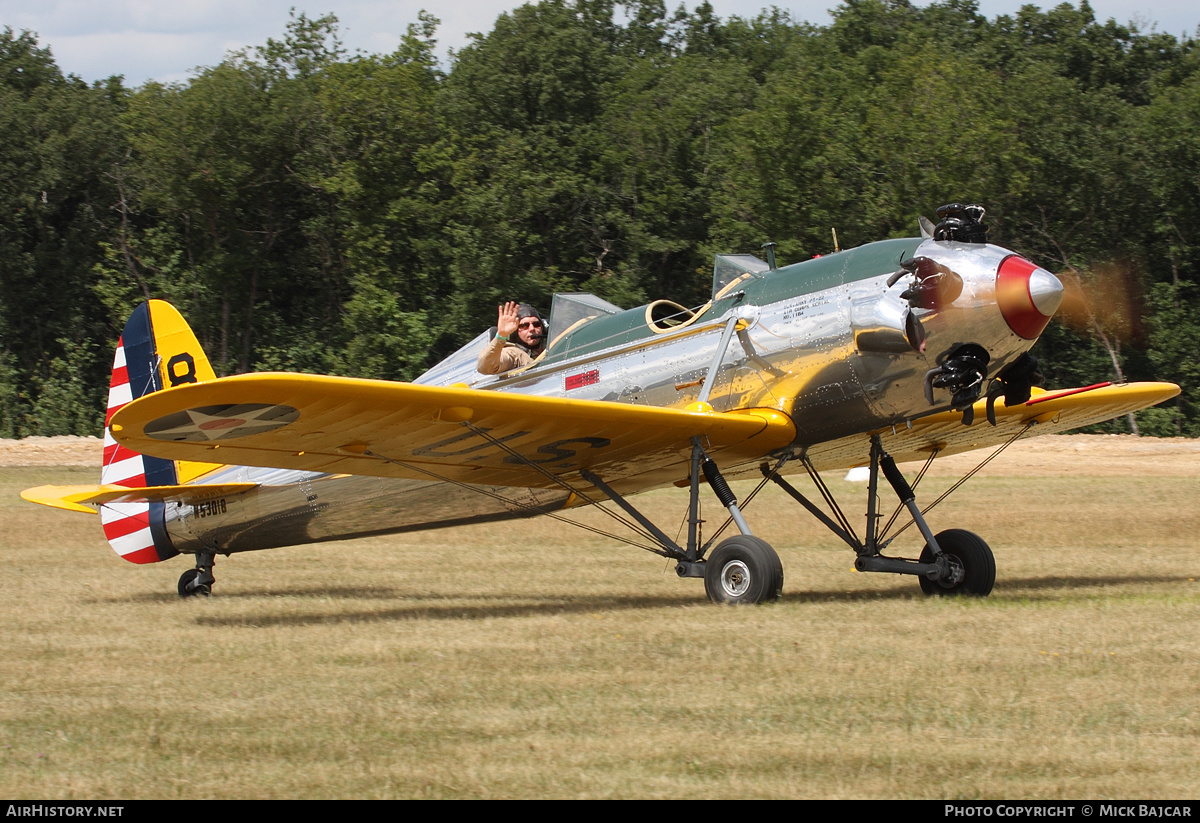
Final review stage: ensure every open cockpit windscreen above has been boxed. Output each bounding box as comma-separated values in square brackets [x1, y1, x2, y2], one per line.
[546, 292, 624, 350]
[412, 328, 493, 387]
[712, 254, 770, 299]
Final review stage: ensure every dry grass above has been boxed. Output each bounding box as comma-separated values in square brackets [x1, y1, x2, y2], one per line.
[2, 452, 1199, 799]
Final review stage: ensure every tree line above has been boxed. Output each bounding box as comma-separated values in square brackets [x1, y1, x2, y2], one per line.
[2, 0, 1198, 437]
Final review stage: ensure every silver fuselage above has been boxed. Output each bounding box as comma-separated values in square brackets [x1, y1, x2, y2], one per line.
[161, 239, 1056, 557]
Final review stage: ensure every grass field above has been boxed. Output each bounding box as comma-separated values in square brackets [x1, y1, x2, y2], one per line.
[3, 449, 1199, 799]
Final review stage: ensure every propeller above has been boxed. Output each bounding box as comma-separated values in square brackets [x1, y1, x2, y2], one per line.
[1051, 262, 1143, 346]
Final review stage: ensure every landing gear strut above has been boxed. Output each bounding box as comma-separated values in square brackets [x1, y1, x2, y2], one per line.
[767, 434, 995, 597]
[178, 552, 216, 597]
[581, 436, 783, 605]
[448, 419, 784, 606]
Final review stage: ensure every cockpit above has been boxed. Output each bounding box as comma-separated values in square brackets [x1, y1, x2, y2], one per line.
[413, 253, 772, 388]
[412, 292, 623, 387]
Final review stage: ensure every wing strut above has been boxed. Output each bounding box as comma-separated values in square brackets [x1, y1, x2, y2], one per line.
[576, 435, 776, 567]
[458, 420, 777, 573]
[696, 317, 741, 404]
[373, 420, 787, 592]
[578, 434, 761, 564]
[877, 420, 1035, 548]
[765, 436, 950, 576]
[457, 421, 673, 552]
[580, 469, 688, 560]
[687, 451, 793, 554]
[360, 445, 668, 555]
[763, 458, 861, 552]
[763, 423, 1039, 594]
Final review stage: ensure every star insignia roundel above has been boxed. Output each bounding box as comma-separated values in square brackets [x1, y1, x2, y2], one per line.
[144, 404, 300, 442]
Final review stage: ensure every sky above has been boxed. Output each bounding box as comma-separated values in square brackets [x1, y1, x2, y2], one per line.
[1, 0, 1197, 87]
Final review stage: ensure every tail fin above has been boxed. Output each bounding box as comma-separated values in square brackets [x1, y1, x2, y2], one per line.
[101, 301, 218, 564]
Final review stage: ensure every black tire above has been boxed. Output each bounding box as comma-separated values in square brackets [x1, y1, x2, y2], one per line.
[918, 529, 995, 597]
[178, 568, 210, 598]
[703, 535, 784, 605]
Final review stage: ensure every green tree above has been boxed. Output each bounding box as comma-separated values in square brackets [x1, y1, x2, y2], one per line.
[0, 28, 126, 435]
[123, 13, 350, 374]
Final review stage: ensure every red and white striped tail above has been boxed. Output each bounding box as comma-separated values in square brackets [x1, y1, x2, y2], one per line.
[102, 341, 146, 486]
[100, 336, 163, 564]
[96, 300, 220, 563]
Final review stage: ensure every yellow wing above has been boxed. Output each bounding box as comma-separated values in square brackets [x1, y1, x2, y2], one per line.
[108, 374, 797, 495]
[804, 381, 1181, 471]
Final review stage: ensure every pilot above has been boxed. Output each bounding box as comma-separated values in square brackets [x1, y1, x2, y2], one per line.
[476, 301, 547, 374]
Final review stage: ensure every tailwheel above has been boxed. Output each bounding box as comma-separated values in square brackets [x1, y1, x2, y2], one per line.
[178, 553, 215, 597]
[918, 529, 995, 597]
[178, 569, 209, 597]
[704, 536, 783, 605]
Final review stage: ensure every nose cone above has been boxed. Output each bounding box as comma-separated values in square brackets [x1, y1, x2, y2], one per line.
[1029, 267, 1064, 316]
[997, 256, 1062, 339]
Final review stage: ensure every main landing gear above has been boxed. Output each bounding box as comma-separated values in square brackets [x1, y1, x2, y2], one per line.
[579, 437, 784, 605]
[448, 421, 992, 605]
[178, 552, 216, 597]
[581, 432, 994, 603]
[450, 419, 787, 606]
[765, 434, 996, 597]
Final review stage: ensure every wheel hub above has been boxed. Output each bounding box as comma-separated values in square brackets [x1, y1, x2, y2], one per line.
[719, 559, 751, 598]
[936, 553, 966, 588]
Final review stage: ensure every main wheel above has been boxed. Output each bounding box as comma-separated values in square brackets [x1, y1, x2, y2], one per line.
[703, 536, 783, 605]
[918, 529, 995, 596]
[178, 568, 211, 598]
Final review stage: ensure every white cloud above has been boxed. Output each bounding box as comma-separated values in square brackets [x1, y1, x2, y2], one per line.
[973, 0, 1199, 36]
[1, 0, 1195, 87]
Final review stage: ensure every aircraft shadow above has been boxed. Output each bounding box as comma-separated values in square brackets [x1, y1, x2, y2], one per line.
[787, 573, 1196, 604]
[97, 572, 1194, 621]
[191, 592, 696, 627]
[781, 588, 919, 603]
[989, 573, 1196, 595]
[97, 585, 411, 605]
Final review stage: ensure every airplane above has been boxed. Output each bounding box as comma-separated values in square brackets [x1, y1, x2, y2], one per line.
[22, 203, 1180, 604]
